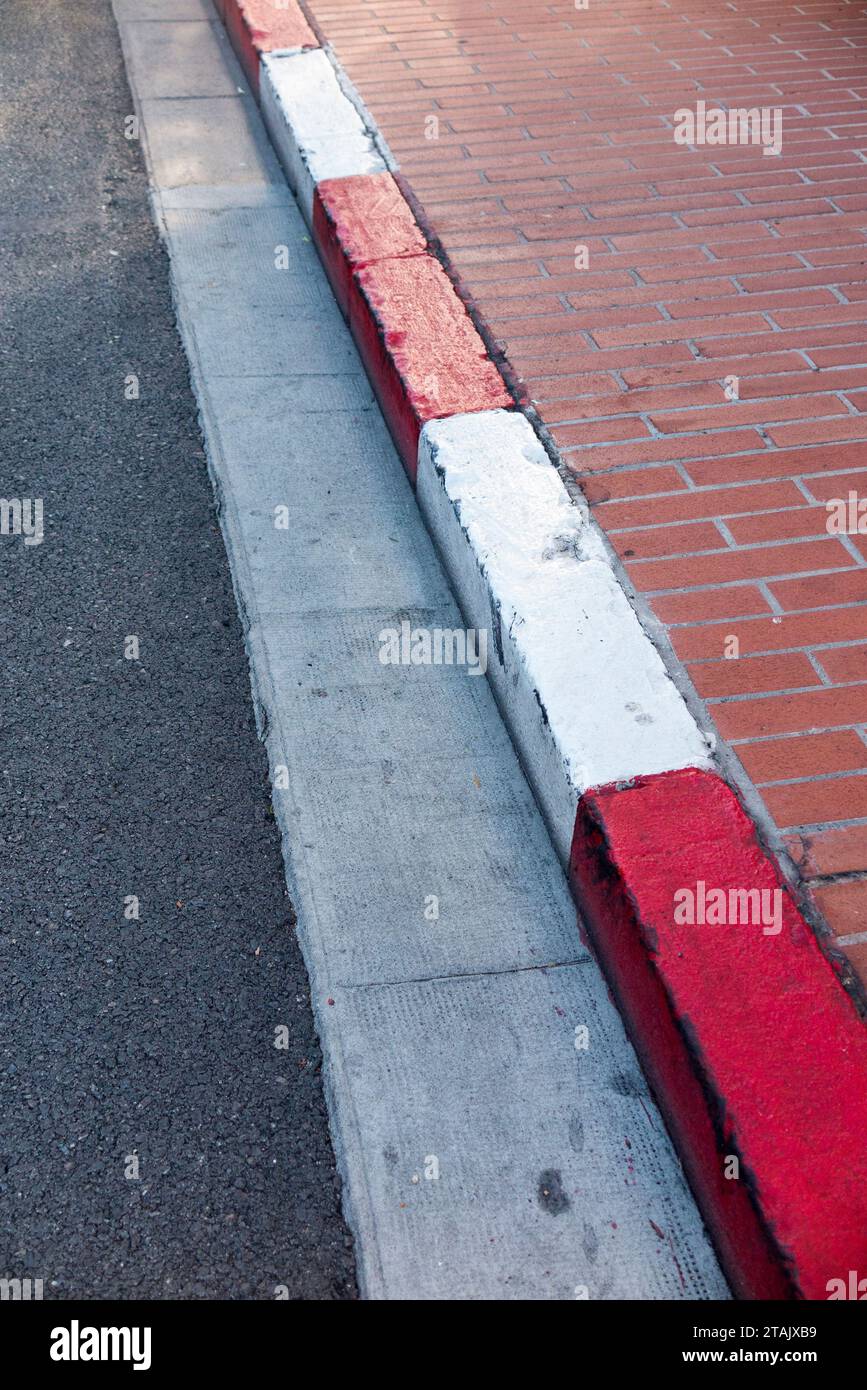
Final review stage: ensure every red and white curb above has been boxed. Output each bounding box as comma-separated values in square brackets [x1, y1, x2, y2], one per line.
[217, 0, 867, 1301]
[417, 410, 710, 860]
[212, 0, 317, 94]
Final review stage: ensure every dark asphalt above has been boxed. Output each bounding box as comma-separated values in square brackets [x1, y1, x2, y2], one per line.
[0, 0, 356, 1299]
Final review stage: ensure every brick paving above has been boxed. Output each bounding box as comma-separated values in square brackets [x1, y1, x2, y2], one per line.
[301, 0, 867, 987]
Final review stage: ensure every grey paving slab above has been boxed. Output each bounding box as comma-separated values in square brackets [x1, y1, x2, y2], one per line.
[251, 607, 512, 770]
[164, 205, 332, 309]
[190, 299, 362, 376]
[263, 742, 585, 985]
[139, 95, 283, 190]
[232, 505, 454, 615]
[334, 966, 721, 1300]
[118, 0, 730, 1299]
[159, 183, 293, 210]
[121, 21, 247, 98]
[203, 397, 394, 513]
[115, 0, 213, 17]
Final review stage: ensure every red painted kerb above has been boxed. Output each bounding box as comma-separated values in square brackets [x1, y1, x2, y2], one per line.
[570, 766, 867, 1300]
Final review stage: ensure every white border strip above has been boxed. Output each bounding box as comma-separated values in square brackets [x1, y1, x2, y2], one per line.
[417, 411, 712, 863]
[260, 49, 386, 223]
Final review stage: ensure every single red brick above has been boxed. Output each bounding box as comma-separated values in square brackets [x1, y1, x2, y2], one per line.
[687, 442, 867, 487]
[726, 507, 835, 546]
[525, 373, 620, 404]
[816, 644, 867, 685]
[613, 521, 724, 561]
[557, 427, 762, 469]
[813, 879, 867, 937]
[629, 538, 850, 593]
[620, 351, 805, 390]
[771, 301, 867, 330]
[767, 416, 867, 448]
[698, 323, 867, 360]
[772, 569, 867, 612]
[740, 269, 854, 294]
[437, 226, 526, 249]
[787, 825, 867, 877]
[649, 396, 848, 435]
[579, 467, 688, 504]
[688, 651, 821, 700]
[482, 293, 569, 320]
[762, 776, 867, 831]
[740, 367, 867, 399]
[550, 416, 655, 448]
[595, 481, 802, 532]
[671, 608, 867, 661]
[838, 938, 867, 992]
[494, 305, 665, 339]
[651, 587, 773, 624]
[713, 684, 867, 742]
[812, 343, 867, 368]
[737, 732, 867, 785]
[669, 289, 837, 320]
[488, 271, 637, 300]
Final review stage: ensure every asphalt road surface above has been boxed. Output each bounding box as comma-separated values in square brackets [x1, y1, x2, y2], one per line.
[0, 0, 356, 1299]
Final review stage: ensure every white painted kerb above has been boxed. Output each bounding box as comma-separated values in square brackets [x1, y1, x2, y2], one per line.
[417, 410, 712, 863]
[260, 49, 386, 223]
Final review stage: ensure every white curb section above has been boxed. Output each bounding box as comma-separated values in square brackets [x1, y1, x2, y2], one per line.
[261, 49, 386, 222]
[417, 411, 713, 864]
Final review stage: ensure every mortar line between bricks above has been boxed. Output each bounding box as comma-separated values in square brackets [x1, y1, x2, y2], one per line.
[594, 466, 867, 501]
[568, 455, 867, 482]
[669, 599, 867, 626]
[626, 534, 866, 558]
[707, 680, 867, 705]
[734, 728, 867, 745]
[757, 767, 867, 788]
[689, 640, 867, 661]
[644, 565, 867, 595]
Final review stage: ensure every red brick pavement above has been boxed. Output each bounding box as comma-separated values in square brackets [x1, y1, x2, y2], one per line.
[301, 0, 867, 987]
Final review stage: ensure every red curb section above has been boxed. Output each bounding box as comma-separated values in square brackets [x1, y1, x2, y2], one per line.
[312, 173, 426, 319]
[570, 766, 867, 1301]
[215, 4, 512, 482]
[313, 177, 511, 480]
[220, 0, 317, 92]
